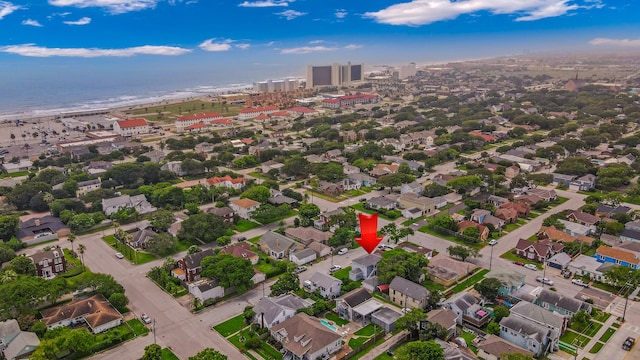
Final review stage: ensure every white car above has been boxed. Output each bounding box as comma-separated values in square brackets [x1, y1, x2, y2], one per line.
[337, 248, 348, 255]
[523, 264, 538, 271]
[572, 279, 590, 287]
[535, 276, 554, 286]
[115, 252, 125, 259]
[329, 265, 342, 273]
[488, 239, 498, 246]
[140, 313, 152, 324]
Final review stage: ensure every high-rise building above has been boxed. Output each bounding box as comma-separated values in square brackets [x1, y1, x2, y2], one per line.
[306, 62, 364, 89]
[393, 63, 417, 80]
[253, 79, 300, 93]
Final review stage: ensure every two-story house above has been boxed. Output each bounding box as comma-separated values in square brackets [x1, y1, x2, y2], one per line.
[177, 249, 215, 282]
[219, 242, 259, 265]
[314, 208, 346, 231]
[445, 292, 491, 328]
[230, 198, 261, 220]
[28, 247, 67, 278]
[533, 288, 591, 319]
[349, 254, 382, 281]
[335, 288, 372, 321]
[398, 193, 436, 217]
[499, 315, 557, 357]
[304, 272, 342, 299]
[206, 207, 235, 223]
[76, 178, 102, 197]
[270, 314, 342, 360]
[253, 294, 314, 329]
[514, 238, 563, 263]
[510, 301, 567, 335]
[389, 276, 430, 310]
[113, 118, 149, 136]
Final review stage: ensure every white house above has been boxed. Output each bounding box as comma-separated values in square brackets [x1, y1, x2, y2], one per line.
[230, 198, 261, 220]
[188, 279, 224, 302]
[304, 272, 342, 299]
[175, 112, 223, 132]
[113, 118, 149, 136]
[101, 194, 157, 216]
[289, 248, 317, 266]
[253, 294, 313, 329]
[271, 314, 342, 360]
[40, 294, 123, 334]
[238, 106, 279, 120]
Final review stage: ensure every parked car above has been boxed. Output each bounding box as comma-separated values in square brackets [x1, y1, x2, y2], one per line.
[512, 261, 525, 266]
[140, 313, 152, 324]
[294, 266, 307, 274]
[535, 276, 554, 286]
[34, 232, 53, 239]
[623, 336, 635, 351]
[115, 252, 124, 259]
[572, 279, 590, 288]
[337, 248, 348, 255]
[329, 265, 342, 273]
[524, 264, 538, 271]
[488, 239, 498, 246]
[359, 198, 367, 202]
[563, 271, 572, 279]
[237, 236, 247, 241]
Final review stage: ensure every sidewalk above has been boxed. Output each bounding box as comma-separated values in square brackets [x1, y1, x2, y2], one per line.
[574, 313, 618, 359]
[359, 330, 408, 360]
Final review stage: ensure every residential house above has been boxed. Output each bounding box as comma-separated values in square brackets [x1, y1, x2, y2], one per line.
[557, 220, 593, 237]
[400, 181, 423, 195]
[348, 172, 377, 187]
[285, 227, 332, 245]
[318, 181, 343, 197]
[596, 204, 632, 218]
[343, 164, 360, 175]
[478, 335, 534, 360]
[188, 279, 224, 302]
[510, 300, 567, 335]
[160, 161, 187, 176]
[537, 225, 594, 245]
[113, 118, 149, 136]
[371, 307, 403, 333]
[177, 249, 215, 282]
[289, 248, 317, 266]
[367, 196, 397, 211]
[260, 160, 285, 174]
[445, 292, 491, 327]
[0, 319, 40, 360]
[397, 242, 433, 259]
[547, 252, 572, 270]
[485, 270, 526, 297]
[336, 288, 372, 321]
[206, 175, 246, 190]
[206, 207, 235, 223]
[398, 192, 436, 216]
[27, 247, 67, 279]
[436, 339, 478, 360]
[230, 198, 261, 220]
[514, 238, 563, 262]
[389, 276, 430, 310]
[569, 174, 597, 191]
[470, 209, 505, 230]
[505, 166, 521, 179]
[487, 195, 509, 207]
[270, 314, 342, 360]
[129, 226, 157, 249]
[500, 201, 531, 218]
[551, 173, 578, 187]
[40, 294, 123, 334]
[307, 242, 331, 258]
[433, 174, 457, 187]
[567, 254, 610, 282]
[253, 294, 314, 329]
[426, 308, 458, 339]
[495, 207, 518, 223]
[514, 194, 543, 206]
[458, 221, 490, 242]
[432, 196, 448, 209]
[526, 188, 557, 202]
[532, 288, 591, 319]
[566, 210, 599, 228]
[499, 315, 557, 357]
[259, 231, 303, 260]
[340, 178, 361, 191]
[16, 215, 70, 242]
[194, 142, 214, 154]
[304, 272, 342, 299]
[369, 163, 399, 178]
[269, 192, 299, 207]
[220, 242, 259, 265]
[341, 130, 357, 142]
[349, 254, 382, 281]
[76, 178, 101, 197]
[594, 245, 640, 269]
[314, 208, 346, 231]
[402, 207, 423, 220]
[101, 194, 156, 216]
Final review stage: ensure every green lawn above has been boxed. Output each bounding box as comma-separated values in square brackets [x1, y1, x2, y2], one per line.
[449, 269, 490, 293]
[161, 348, 180, 360]
[580, 322, 603, 337]
[459, 331, 477, 353]
[0, 170, 32, 178]
[248, 171, 270, 180]
[258, 209, 298, 224]
[349, 336, 369, 349]
[423, 280, 446, 293]
[102, 235, 158, 265]
[590, 281, 621, 294]
[248, 236, 261, 244]
[326, 312, 350, 326]
[127, 319, 150, 336]
[354, 324, 384, 336]
[593, 311, 612, 323]
[306, 190, 341, 203]
[235, 219, 261, 232]
[256, 342, 282, 360]
[500, 249, 543, 269]
[350, 203, 399, 221]
[374, 354, 394, 360]
[560, 330, 591, 348]
[332, 266, 352, 282]
[612, 322, 621, 328]
[599, 328, 616, 343]
[419, 225, 484, 250]
[589, 342, 604, 354]
[213, 314, 246, 337]
[402, 215, 426, 226]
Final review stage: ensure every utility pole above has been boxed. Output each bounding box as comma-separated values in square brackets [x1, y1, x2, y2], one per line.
[489, 244, 494, 271]
[153, 318, 156, 344]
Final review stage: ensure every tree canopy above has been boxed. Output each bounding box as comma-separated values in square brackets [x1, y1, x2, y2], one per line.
[377, 248, 429, 284]
[201, 254, 254, 294]
[177, 212, 230, 243]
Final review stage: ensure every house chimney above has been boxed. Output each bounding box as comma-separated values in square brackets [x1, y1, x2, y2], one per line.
[34, 219, 40, 227]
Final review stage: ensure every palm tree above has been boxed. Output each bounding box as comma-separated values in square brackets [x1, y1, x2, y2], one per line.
[42, 192, 54, 204]
[67, 233, 76, 252]
[9, 133, 15, 145]
[77, 243, 86, 270]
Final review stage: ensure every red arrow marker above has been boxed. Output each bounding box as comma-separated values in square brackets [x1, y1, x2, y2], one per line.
[355, 213, 383, 254]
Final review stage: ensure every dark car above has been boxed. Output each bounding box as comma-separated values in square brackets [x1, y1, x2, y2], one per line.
[512, 261, 524, 266]
[564, 271, 572, 279]
[623, 336, 635, 351]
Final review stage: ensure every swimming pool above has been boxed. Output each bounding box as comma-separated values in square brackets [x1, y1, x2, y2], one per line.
[320, 319, 338, 332]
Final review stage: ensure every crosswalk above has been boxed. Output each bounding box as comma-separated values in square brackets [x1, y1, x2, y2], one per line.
[607, 298, 633, 319]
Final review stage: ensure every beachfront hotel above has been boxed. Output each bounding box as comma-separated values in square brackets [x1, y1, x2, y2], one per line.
[306, 62, 364, 89]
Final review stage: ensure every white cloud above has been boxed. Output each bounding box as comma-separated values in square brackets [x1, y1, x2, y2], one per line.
[308, 40, 325, 44]
[48, 0, 158, 14]
[22, 19, 43, 27]
[63, 16, 91, 25]
[335, 9, 347, 19]
[275, 9, 305, 20]
[198, 39, 233, 52]
[280, 45, 338, 54]
[344, 44, 362, 50]
[590, 38, 640, 47]
[0, 1, 22, 20]
[364, 0, 597, 26]
[235, 43, 250, 49]
[238, 0, 290, 8]
[0, 43, 191, 57]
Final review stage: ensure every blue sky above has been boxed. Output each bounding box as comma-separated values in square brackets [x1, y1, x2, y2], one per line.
[0, 0, 639, 84]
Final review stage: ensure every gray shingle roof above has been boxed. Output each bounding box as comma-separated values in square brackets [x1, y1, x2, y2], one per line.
[389, 276, 430, 301]
[352, 254, 382, 267]
[500, 315, 555, 344]
[536, 288, 587, 313]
